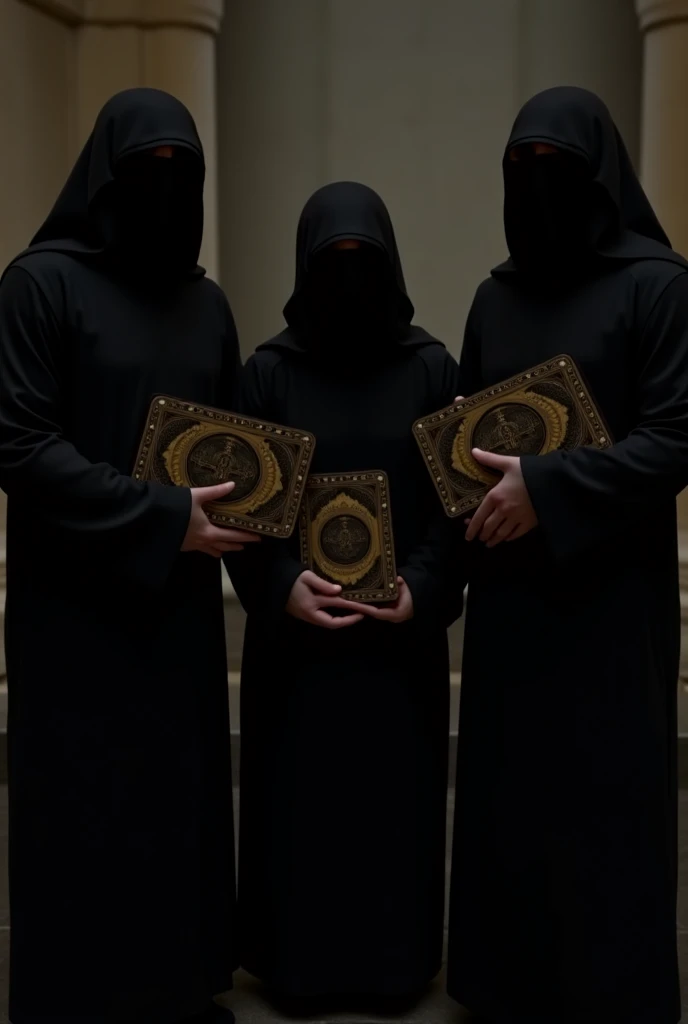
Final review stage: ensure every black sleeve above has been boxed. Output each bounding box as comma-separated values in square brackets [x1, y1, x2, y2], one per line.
[399, 346, 466, 627]
[223, 352, 304, 617]
[521, 271, 688, 561]
[0, 265, 191, 589]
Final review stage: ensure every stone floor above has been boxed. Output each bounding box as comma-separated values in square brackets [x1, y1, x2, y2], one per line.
[0, 786, 686, 1023]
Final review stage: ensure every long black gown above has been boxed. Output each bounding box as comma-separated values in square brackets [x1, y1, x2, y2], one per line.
[0, 90, 238, 1023]
[448, 87, 688, 1024]
[233, 182, 462, 997]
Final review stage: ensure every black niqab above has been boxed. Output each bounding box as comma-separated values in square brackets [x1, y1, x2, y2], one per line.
[495, 86, 688, 277]
[276, 181, 435, 357]
[25, 87, 205, 281]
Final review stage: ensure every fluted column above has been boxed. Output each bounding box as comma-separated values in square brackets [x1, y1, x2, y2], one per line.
[636, 0, 688, 682]
[636, 1, 688, 255]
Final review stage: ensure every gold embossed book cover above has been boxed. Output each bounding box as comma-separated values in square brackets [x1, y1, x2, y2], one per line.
[134, 396, 316, 537]
[413, 355, 612, 517]
[300, 471, 398, 603]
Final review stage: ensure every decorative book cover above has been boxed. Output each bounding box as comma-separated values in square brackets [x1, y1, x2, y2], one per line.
[413, 355, 613, 517]
[299, 471, 398, 604]
[133, 395, 316, 537]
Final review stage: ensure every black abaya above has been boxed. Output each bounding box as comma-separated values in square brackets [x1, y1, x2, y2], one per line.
[0, 90, 238, 1023]
[448, 87, 688, 1024]
[233, 182, 462, 997]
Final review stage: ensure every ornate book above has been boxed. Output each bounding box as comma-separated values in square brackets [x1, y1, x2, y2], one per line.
[133, 395, 316, 537]
[299, 471, 398, 603]
[413, 354, 613, 517]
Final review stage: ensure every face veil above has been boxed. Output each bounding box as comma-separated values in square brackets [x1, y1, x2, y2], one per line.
[283, 182, 416, 360]
[23, 87, 206, 284]
[494, 86, 687, 282]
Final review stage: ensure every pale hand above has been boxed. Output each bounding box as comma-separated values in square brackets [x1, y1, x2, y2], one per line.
[360, 577, 414, 624]
[286, 570, 373, 630]
[182, 481, 262, 558]
[464, 450, 538, 547]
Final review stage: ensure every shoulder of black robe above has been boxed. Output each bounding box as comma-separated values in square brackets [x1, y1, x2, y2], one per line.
[257, 323, 445, 356]
[491, 86, 688, 279]
[0, 258, 195, 592]
[7, 87, 206, 279]
[519, 264, 688, 562]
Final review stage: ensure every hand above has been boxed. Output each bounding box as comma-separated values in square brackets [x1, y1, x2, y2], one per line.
[286, 570, 371, 630]
[361, 577, 414, 624]
[464, 450, 538, 548]
[181, 482, 262, 558]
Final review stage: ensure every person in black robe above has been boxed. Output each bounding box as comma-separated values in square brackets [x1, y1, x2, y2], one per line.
[0, 89, 257, 1024]
[447, 86, 688, 1024]
[232, 181, 462, 1009]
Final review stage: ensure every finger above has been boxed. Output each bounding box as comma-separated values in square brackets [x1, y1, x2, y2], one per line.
[221, 529, 261, 543]
[486, 518, 518, 548]
[317, 596, 378, 615]
[471, 448, 510, 474]
[193, 481, 236, 505]
[506, 523, 530, 542]
[465, 493, 496, 542]
[479, 509, 509, 544]
[203, 525, 251, 546]
[212, 543, 244, 555]
[314, 611, 364, 630]
[362, 605, 400, 622]
[303, 571, 343, 596]
[198, 546, 223, 559]
[454, 395, 465, 403]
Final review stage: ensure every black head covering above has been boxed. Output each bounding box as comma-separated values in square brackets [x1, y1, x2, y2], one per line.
[263, 182, 438, 358]
[13, 88, 205, 281]
[493, 86, 687, 279]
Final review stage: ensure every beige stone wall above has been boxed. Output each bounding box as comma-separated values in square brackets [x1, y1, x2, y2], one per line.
[217, 0, 642, 361]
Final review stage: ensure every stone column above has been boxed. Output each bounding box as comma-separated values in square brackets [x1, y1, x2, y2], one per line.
[636, 0, 688, 683]
[636, 0, 688, 256]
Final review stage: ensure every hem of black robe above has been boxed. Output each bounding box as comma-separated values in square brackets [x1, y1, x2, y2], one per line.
[446, 984, 682, 1024]
[8, 979, 236, 1024]
[239, 957, 442, 998]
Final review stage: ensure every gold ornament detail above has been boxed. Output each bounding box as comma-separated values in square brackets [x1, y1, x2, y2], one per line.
[312, 492, 379, 586]
[451, 390, 569, 487]
[163, 422, 283, 514]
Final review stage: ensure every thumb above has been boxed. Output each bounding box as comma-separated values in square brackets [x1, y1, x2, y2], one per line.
[192, 481, 236, 505]
[303, 570, 342, 596]
[472, 448, 510, 473]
